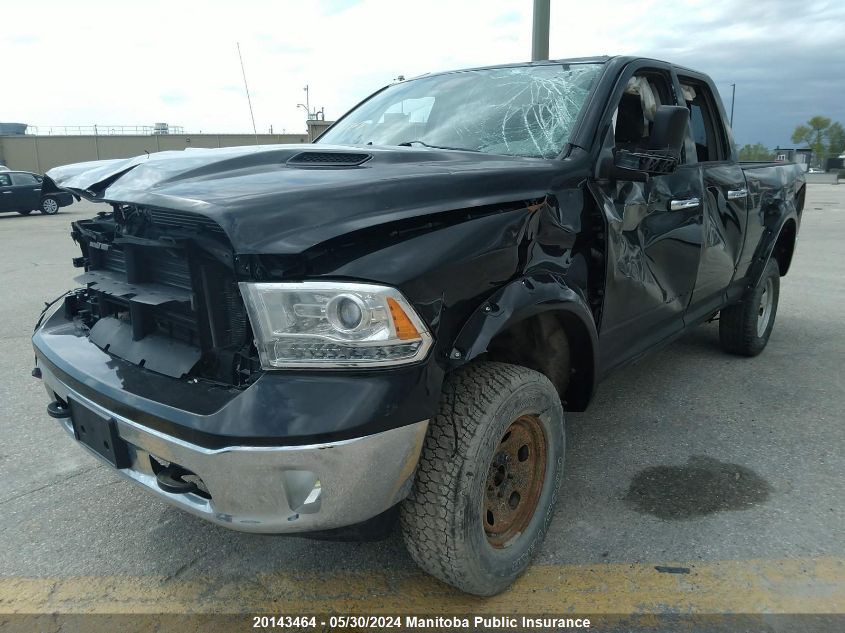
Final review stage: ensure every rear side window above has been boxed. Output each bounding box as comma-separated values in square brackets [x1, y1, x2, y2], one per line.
[0, 174, 11, 187]
[679, 79, 728, 162]
[12, 172, 39, 185]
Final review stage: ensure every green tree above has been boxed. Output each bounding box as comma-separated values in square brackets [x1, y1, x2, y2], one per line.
[738, 143, 774, 161]
[828, 122, 845, 157]
[791, 116, 839, 167]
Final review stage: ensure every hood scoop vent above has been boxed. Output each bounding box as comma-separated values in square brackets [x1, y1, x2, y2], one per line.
[286, 151, 372, 168]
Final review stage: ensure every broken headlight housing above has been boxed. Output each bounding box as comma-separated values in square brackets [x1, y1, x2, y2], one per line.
[239, 281, 433, 369]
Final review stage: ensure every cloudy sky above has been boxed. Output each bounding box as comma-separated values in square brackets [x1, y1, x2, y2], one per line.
[2, 0, 843, 147]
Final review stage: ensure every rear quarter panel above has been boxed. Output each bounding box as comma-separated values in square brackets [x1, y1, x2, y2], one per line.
[736, 162, 805, 284]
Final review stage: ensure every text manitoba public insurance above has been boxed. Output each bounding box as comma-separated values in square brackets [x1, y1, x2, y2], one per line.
[405, 616, 591, 628]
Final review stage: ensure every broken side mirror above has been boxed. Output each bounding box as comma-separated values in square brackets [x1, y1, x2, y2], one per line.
[648, 105, 689, 157]
[613, 148, 677, 178]
[609, 105, 690, 180]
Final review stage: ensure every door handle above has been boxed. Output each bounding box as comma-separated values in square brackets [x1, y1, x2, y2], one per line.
[669, 198, 700, 211]
[727, 188, 748, 200]
[1, 191, 12, 194]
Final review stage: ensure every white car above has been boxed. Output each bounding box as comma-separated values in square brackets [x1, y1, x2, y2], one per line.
[0, 165, 10, 172]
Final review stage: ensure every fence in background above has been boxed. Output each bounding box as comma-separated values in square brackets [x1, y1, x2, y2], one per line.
[24, 125, 187, 136]
[0, 119, 335, 173]
[0, 132, 315, 173]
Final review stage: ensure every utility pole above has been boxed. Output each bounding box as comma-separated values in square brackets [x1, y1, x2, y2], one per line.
[297, 85, 311, 119]
[532, 0, 550, 61]
[730, 83, 736, 128]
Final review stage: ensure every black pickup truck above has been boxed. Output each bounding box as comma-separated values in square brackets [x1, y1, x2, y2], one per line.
[32, 56, 804, 595]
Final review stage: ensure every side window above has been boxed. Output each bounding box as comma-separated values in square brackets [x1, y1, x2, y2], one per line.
[12, 172, 39, 185]
[613, 71, 673, 152]
[689, 103, 709, 153]
[679, 79, 728, 162]
[0, 174, 12, 187]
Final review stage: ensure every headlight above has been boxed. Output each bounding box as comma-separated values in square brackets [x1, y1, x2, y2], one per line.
[238, 281, 433, 368]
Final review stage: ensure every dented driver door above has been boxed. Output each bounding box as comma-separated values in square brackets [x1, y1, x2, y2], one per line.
[591, 163, 704, 371]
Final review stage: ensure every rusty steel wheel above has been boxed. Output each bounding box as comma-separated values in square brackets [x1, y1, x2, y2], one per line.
[483, 414, 547, 548]
[401, 361, 565, 596]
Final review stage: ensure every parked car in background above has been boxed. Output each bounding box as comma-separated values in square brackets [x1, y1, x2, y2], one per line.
[0, 171, 74, 215]
[0, 165, 11, 171]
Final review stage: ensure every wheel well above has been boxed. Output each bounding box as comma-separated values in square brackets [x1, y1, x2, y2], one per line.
[796, 185, 806, 214]
[772, 218, 797, 276]
[483, 311, 594, 411]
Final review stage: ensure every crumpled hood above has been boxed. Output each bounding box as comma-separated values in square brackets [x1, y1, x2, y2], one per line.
[47, 144, 561, 254]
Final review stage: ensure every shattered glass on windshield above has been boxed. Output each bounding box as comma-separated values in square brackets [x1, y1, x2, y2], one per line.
[318, 63, 603, 158]
[460, 65, 602, 157]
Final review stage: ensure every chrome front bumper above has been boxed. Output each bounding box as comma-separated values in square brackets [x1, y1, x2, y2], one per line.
[41, 364, 428, 533]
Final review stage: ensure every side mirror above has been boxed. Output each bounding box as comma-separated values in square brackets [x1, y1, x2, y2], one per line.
[613, 149, 677, 178]
[648, 105, 689, 157]
[610, 106, 690, 180]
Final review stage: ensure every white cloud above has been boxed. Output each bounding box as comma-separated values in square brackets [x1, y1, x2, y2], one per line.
[1, 0, 531, 133]
[1, 0, 843, 145]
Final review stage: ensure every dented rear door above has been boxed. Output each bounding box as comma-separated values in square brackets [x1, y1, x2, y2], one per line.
[675, 73, 749, 324]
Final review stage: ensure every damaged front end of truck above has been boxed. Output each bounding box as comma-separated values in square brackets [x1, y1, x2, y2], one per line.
[66, 203, 257, 386]
[30, 129, 601, 540]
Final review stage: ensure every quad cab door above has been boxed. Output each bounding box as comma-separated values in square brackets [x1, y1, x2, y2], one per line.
[590, 64, 705, 371]
[676, 74, 750, 324]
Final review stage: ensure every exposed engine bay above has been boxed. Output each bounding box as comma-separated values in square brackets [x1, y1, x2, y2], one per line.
[65, 204, 260, 386]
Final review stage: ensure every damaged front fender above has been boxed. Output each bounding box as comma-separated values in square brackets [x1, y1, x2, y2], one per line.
[451, 272, 598, 410]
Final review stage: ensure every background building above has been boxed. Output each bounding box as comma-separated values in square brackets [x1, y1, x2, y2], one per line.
[0, 121, 333, 173]
[772, 147, 813, 170]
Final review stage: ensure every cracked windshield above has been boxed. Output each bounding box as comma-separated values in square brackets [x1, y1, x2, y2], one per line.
[318, 63, 603, 158]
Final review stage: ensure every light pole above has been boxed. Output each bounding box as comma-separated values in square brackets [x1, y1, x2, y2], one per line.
[297, 85, 311, 120]
[532, 0, 550, 61]
[730, 83, 736, 128]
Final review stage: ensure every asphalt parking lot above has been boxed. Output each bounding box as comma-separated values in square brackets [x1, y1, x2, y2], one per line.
[0, 186, 843, 626]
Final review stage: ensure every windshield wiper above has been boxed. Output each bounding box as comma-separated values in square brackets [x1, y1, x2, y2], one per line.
[396, 140, 478, 152]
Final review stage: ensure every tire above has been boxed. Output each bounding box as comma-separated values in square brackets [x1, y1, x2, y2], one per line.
[40, 196, 59, 215]
[17, 210, 33, 215]
[400, 361, 565, 596]
[719, 257, 780, 356]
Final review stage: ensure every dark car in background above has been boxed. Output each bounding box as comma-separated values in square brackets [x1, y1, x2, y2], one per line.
[0, 171, 74, 215]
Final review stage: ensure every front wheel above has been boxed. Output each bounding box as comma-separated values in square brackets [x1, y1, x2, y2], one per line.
[400, 361, 564, 596]
[719, 257, 780, 356]
[40, 196, 59, 215]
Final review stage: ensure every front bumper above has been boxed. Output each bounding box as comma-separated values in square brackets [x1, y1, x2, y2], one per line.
[41, 361, 427, 533]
